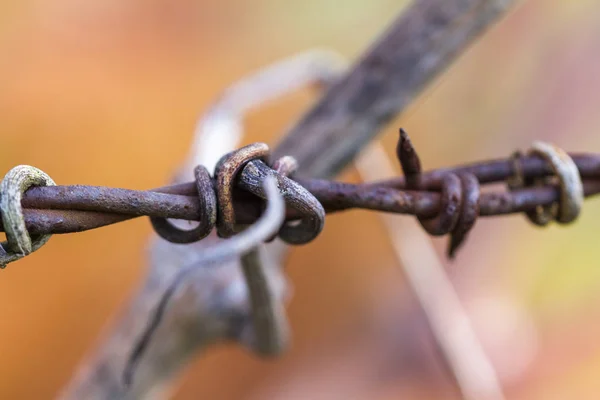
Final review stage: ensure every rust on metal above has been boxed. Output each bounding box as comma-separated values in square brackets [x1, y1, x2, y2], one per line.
[1, 132, 599, 258]
[150, 165, 217, 244]
[214, 143, 270, 238]
[395, 130, 481, 256]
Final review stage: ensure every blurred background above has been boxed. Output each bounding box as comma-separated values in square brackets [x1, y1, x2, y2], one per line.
[1, 0, 600, 398]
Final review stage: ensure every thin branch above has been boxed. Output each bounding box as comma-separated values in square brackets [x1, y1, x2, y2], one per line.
[187, 49, 347, 174]
[121, 177, 285, 389]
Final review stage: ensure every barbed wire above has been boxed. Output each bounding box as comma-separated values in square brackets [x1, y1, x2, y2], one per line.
[1, 129, 598, 268]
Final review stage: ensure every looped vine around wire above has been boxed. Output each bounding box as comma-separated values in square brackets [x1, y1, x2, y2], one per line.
[509, 141, 583, 226]
[0, 166, 56, 268]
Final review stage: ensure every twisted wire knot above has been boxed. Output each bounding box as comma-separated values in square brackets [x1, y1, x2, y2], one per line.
[396, 130, 480, 258]
[395, 129, 583, 258]
[150, 142, 326, 246]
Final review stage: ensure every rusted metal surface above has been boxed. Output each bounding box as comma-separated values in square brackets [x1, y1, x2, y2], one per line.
[3, 131, 600, 258]
[396, 130, 481, 256]
[150, 165, 217, 244]
[214, 143, 271, 238]
[10, 154, 600, 222]
[237, 158, 325, 245]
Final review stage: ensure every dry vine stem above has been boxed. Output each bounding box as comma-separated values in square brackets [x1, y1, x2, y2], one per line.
[122, 176, 286, 385]
[4, 0, 519, 398]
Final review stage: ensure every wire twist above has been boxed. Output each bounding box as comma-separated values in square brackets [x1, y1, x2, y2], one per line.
[149, 143, 325, 246]
[149, 165, 217, 244]
[395, 129, 583, 258]
[215, 143, 325, 245]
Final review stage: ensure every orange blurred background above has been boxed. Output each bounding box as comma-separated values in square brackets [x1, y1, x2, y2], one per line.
[2, 0, 600, 398]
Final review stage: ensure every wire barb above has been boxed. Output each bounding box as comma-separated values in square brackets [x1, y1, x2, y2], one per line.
[396, 130, 481, 258]
[395, 129, 584, 258]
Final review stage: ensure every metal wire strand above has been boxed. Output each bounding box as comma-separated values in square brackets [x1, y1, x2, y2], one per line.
[263, 156, 299, 243]
[237, 159, 325, 245]
[0, 165, 56, 268]
[0, 137, 596, 261]
[448, 174, 481, 258]
[214, 143, 270, 238]
[149, 165, 217, 244]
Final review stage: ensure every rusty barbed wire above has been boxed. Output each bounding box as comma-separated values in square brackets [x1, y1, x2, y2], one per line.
[1, 129, 599, 267]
